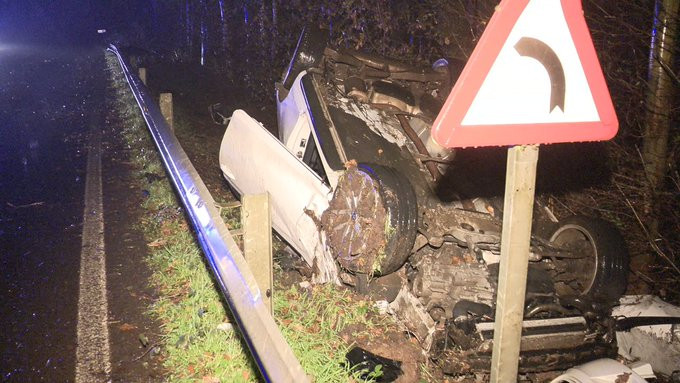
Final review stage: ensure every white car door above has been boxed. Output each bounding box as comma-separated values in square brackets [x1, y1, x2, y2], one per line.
[219, 110, 338, 283]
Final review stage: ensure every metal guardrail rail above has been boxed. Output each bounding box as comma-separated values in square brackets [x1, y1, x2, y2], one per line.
[108, 45, 309, 383]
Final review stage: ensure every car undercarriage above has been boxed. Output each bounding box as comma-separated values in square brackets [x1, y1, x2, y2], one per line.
[218, 25, 632, 375]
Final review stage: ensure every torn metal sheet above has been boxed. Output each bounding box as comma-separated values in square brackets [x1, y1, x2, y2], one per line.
[550, 358, 654, 383]
[613, 295, 680, 376]
[327, 93, 408, 148]
[390, 286, 436, 350]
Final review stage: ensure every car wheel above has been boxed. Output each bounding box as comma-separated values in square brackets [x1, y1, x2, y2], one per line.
[363, 164, 418, 275]
[321, 164, 417, 276]
[282, 24, 327, 90]
[549, 216, 629, 303]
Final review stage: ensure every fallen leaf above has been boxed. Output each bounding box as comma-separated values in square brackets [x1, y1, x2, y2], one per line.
[147, 239, 167, 248]
[119, 323, 137, 332]
[161, 224, 173, 236]
[242, 370, 250, 380]
[201, 376, 219, 383]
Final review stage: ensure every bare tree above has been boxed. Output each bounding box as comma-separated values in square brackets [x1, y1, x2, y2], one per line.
[642, 0, 679, 235]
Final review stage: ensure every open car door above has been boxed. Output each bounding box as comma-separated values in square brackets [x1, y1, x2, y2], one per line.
[219, 110, 338, 283]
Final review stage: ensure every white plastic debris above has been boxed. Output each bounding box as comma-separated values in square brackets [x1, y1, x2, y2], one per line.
[374, 300, 391, 316]
[389, 286, 435, 350]
[298, 281, 311, 290]
[550, 358, 653, 383]
[613, 295, 680, 376]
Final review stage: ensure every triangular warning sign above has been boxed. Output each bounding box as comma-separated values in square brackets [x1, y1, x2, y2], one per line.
[431, 0, 618, 148]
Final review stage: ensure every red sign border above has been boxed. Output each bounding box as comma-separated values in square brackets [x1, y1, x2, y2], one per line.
[431, 0, 619, 148]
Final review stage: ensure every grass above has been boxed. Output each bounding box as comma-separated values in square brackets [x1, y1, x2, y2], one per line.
[105, 52, 396, 383]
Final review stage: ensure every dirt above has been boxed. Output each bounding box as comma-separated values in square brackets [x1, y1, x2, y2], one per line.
[101, 109, 166, 381]
[322, 164, 388, 275]
[345, 325, 427, 383]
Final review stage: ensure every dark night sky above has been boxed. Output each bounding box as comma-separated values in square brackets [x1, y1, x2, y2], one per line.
[0, 0, 154, 45]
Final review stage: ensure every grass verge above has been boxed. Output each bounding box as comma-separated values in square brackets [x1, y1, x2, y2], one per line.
[105, 52, 398, 382]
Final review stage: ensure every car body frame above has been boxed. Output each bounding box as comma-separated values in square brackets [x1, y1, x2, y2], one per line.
[218, 26, 630, 374]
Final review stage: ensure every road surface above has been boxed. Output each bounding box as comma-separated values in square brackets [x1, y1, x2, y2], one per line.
[0, 43, 162, 382]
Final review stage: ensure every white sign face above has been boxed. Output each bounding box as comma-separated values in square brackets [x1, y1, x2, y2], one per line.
[461, 0, 599, 126]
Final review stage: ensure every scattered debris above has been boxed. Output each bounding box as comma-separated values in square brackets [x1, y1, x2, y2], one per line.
[208, 103, 231, 125]
[132, 343, 161, 362]
[219, 26, 635, 375]
[138, 333, 150, 348]
[197, 307, 207, 317]
[613, 295, 680, 376]
[550, 358, 654, 383]
[175, 334, 190, 350]
[345, 346, 402, 382]
[389, 286, 435, 350]
[374, 300, 391, 315]
[298, 281, 311, 290]
[6, 201, 45, 209]
[146, 239, 167, 248]
[119, 323, 137, 332]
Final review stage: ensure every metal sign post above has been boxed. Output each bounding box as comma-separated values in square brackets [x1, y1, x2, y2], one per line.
[428, 1, 618, 380]
[489, 144, 539, 382]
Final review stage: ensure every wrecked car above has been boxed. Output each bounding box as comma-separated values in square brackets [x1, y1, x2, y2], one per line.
[218, 26, 630, 374]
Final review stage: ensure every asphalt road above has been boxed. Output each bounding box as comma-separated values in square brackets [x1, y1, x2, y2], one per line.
[0, 43, 99, 382]
[0, 43, 163, 382]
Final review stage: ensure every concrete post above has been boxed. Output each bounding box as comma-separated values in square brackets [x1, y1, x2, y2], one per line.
[159, 93, 173, 132]
[138, 67, 147, 86]
[242, 193, 273, 313]
[489, 144, 539, 382]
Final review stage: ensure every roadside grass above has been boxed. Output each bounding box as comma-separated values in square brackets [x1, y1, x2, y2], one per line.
[106, 53, 395, 382]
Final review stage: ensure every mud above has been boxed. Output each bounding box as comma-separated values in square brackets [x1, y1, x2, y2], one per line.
[322, 165, 388, 275]
[342, 318, 426, 383]
[101, 112, 165, 381]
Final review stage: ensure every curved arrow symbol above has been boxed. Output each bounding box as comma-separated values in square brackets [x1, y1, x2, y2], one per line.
[514, 37, 566, 113]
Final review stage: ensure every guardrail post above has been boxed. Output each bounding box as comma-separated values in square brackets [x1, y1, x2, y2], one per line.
[242, 193, 273, 313]
[109, 45, 309, 382]
[159, 93, 173, 131]
[138, 67, 147, 85]
[490, 144, 539, 382]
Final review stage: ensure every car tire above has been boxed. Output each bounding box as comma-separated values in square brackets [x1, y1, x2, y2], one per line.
[321, 164, 417, 276]
[359, 164, 418, 275]
[282, 24, 327, 90]
[549, 216, 629, 303]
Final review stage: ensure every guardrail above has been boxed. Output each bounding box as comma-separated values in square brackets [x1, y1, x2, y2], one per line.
[107, 45, 309, 383]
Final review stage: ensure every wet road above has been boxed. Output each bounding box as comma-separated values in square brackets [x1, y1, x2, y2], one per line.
[0, 44, 104, 381]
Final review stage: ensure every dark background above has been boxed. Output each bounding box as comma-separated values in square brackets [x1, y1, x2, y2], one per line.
[0, 0, 677, 301]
